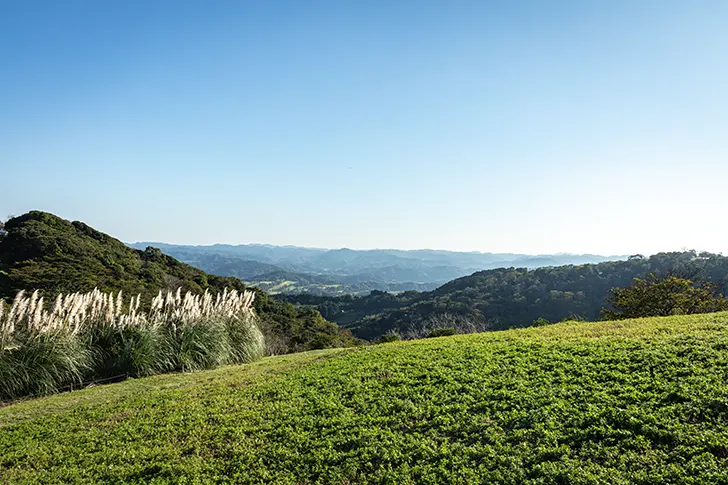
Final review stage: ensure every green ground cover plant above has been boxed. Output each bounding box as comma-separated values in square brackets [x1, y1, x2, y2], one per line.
[2, 313, 728, 483]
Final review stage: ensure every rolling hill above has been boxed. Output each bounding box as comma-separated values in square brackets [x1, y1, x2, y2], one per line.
[129, 242, 627, 296]
[2, 312, 728, 483]
[0, 211, 248, 299]
[287, 251, 728, 339]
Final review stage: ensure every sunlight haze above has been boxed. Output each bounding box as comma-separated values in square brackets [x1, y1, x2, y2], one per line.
[3, 1, 727, 255]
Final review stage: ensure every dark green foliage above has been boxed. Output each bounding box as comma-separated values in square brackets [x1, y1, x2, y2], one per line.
[532, 317, 550, 326]
[425, 327, 457, 338]
[286, 290, 421, 329]
[0, 211, 357, 354]
[83, 324, 173, 379]
[0, 211, 242, 299]
[377, 332, 401, 343]
[3, 313, 728, 483]
[2, 304, 265, 401]
[0, 330, 90, 400]
[168, 320, 231, 372]
[119, 326, 174, 377]
[288, 250, 728, 339]
[251, 287, 359, 354]
[603, 274, 728, 320]
[225, 316, 265, 364]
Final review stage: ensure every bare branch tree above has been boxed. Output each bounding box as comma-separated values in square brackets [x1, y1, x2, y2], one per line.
[403, 312, 493, 340]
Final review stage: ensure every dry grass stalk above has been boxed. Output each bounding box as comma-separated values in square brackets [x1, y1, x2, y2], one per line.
[1, 287, 257, 342]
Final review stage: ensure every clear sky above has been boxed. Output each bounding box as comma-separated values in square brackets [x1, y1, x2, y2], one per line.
[2, 1, 727, 255]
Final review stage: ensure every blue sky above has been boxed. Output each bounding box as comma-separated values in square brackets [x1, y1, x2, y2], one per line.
[2, 1, 727, 255]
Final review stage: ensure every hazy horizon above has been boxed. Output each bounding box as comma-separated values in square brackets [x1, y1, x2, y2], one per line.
[4, 1, 728, 255]
[3, 208, 718, 257]
[128, 238, 633, 257]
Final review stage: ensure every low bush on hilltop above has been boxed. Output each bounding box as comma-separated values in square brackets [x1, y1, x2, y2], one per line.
[603, 274, 728, 319]
[0, 287, 264, 400]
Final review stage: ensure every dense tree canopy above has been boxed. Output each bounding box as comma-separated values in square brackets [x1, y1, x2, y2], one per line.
[287, 251, 728, 339]
[602, 274, 728, 320]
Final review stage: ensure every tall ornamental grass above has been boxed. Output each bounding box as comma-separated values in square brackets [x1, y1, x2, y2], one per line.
[0, 288, 264, 401]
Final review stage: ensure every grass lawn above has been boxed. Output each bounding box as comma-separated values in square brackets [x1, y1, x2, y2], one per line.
[2, 314, 728, 484]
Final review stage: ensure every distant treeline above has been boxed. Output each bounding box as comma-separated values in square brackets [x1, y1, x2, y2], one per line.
[286, 251, 728, 339]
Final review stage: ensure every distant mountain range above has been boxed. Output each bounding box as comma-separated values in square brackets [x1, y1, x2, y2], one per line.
[285, 250, 728, 339]
[127, 242, 628, 296]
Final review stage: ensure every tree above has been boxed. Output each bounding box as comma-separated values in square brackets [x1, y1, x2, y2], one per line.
[377, 332, 401, 344]
[426, 327, 456, 338]
[602, 274, 728, 320]
[532, 317, 550, 327]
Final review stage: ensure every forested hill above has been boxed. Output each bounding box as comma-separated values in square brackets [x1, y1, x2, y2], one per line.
[0, 211, 356, 353]
[128, 241, 626, 296]
[287, 251, 728, 339]
[0, 211, 247, 299]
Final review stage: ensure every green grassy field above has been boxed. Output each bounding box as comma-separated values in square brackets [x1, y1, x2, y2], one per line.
[2, 313, 728, 484]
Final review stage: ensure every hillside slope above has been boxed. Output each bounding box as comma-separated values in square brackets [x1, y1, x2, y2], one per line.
[0, 211, 246, 298]
[130, 242, 626, 296]
[288, 251, 728, 338]
[0, 211, 356, 353]
[2, 313, 728, 483]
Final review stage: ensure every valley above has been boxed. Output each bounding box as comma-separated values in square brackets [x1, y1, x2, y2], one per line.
[128, 242, 626, 296]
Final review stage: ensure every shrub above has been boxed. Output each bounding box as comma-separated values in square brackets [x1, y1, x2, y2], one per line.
[0, 287, 264, 400]
[84, 321, 173, 378]
[226, 313, 265, 364]
[426, 327, 457, 338]
[532, 317, 550, 327]
[602, 274, 728, 320]
[377, 332, 401, 343]
[149, 288, 264, 370]
[0, 292, 91, 400]
[169, 319, 231, 371]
